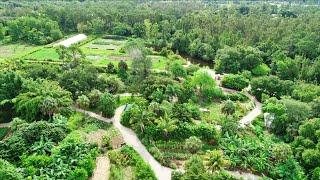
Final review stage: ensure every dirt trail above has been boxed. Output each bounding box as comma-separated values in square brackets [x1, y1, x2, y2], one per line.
[91, 156, 110, 180]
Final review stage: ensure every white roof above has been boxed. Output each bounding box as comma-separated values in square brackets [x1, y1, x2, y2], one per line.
[56, 34, 87, 47]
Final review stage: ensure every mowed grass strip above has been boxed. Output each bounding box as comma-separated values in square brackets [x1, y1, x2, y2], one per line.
[24, 48, 60, 61]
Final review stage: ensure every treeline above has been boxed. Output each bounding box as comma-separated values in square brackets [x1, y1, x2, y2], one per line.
[0, 1, 319, 82]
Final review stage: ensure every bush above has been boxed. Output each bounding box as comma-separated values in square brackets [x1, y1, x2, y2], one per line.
[221, 74, 249, 91]
[226, 92, 249, 102]
[0, 159, 23, 180]
[68, 168, 88, 180]
[252, 63, 271, 76]
[87, 89, 102, 108]
[98, 93, 116, 118]
[184, 136, 203, 153]
[76, 95, 90, 109]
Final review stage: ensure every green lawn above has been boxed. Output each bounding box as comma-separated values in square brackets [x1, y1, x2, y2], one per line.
[24, 48, 60, 61]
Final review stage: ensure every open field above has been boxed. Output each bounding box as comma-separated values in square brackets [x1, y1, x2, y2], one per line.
[0, 43, 43, 59]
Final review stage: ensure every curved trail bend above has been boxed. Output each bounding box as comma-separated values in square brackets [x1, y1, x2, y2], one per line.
[75, 106, 172, 180]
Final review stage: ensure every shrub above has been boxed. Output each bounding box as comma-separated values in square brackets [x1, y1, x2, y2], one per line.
[184, 136, 203, 153]
[221, 100, 236, 115]
[0, 159, 23, 180]
[68, 168, 88, 180]
[226, 92, 249, 102]
[76, 95, 90, 109]
[221, 74, 249, 91]
[98, 93, 116, 118]
[252, 63, 270, 76]
[87, 89, 102, 108]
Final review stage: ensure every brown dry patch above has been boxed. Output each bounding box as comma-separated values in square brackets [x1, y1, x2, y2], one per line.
[86, 129, 107, 147]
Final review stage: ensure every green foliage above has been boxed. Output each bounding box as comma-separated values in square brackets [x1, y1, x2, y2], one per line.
[98, 75, 124, 94]
[251, 76, 294, 101]
[0, 159, 23, 180]
[108, 146, 156, 179]
[87, 89, 102, 108]
[204, 150, 230, 172]
[59, 65, 99, 99]
[68, 168, 88, 180]
[221, 100, 236, 116]
[184, 136, 203, 153]
[76, 95, 90, 109]
[14, 79, 72, 121]
[215, 46, 263, 73]
[292, 83, 320, 102]
[221, 74, 249, 90]
[169, 61, 187, 79]
[0, 127, 9, 140]
[7, 17, 62, 45]
[98, 92, 116, 118]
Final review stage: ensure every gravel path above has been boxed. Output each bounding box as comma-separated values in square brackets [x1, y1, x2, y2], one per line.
[91, 156, 110, 180]
[0, 122, 12, 128]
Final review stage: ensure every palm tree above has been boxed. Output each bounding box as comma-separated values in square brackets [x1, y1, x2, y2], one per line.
[155, 113, 177, 140]
[204, 150, 230, 173]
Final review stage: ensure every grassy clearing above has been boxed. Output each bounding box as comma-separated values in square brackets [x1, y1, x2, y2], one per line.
[24, 47, 60, 61]
[0, 43, 42, 59]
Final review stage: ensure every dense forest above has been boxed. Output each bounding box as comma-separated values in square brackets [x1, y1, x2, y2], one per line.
[0, 1, 320, 180]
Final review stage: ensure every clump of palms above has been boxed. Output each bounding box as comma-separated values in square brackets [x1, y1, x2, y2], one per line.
[155, 113, 177, 140]
[204, 150, 230, 172]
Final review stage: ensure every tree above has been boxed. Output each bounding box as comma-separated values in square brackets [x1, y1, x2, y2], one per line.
[118, 60, 128, 80]
[59, 66, 98, 99]
[215, 46, 241, 73]
[191, 69, 215, 92]
[106, 63, 116, 74]
[130, 47, 152, 79]
[0, 23, 4, 40]
[263, 98, 288, 136]
[98, 93, 116, 118]
[155, 113, 177, 140]
[311, 98, 320, 118]
[14, 79, 72, 121]
[221, 74, 249, 90]
[76, 95, 90, 109]
[184, 136, 202, 153]
[215, 46, 262, 73]
[87, 89, 102, 108]
[97, 75, 124, 94]
[0, 71, 23, 103]
[7, 17, 62, 45]
[251, 76, 294, 101]
[168, 61, 187, 79]
[221, 100, 236, 116]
